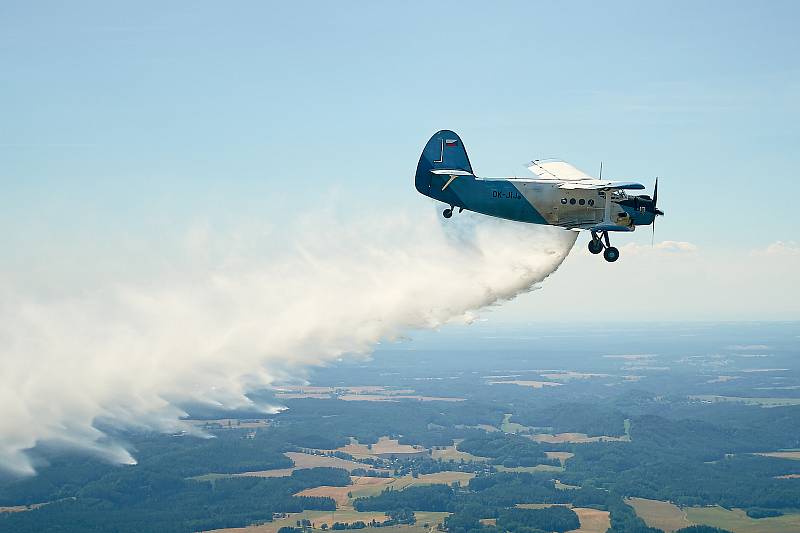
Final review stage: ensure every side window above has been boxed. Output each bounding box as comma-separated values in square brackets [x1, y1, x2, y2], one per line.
[579, 199, 586, 205]
[569, 198, 576, 205]
[588, 199, 595, 206]
[561, 198, 567, 204]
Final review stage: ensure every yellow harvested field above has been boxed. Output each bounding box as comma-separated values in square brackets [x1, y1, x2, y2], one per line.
[570, 508, 611, 533]
[555, 480, 580, 490]
[430, 445, 487, 463]
[531, 433, 628, 444]
[339, 437, 428, 458]
[235, 467, 295, 478]
[626, 497, 691, 532]
[489, 380, 562, 388]
[294, 485, 353, 508]
[685, 506, 800, 533]
[288, 452, 383, 471]
[546, 451, 575, 464]
[514, 502, 611, 532]
[776, 473, 800, 478]
[755, 451, 800, 460]
[0, 503, 45, 513]
[294, 476, 393, 509]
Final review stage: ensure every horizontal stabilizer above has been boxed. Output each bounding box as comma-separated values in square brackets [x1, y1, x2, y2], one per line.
[430, 169, 474, 176]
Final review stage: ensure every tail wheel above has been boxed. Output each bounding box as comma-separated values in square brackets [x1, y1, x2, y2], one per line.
[603, 246, 620, 262]
[588, 239, 603, 254]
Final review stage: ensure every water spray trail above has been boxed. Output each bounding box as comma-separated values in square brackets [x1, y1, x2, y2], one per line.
[0, 210, 576, 474]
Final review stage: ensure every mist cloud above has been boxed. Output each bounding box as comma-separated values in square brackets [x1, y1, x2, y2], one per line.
[0, 210, 576, 475]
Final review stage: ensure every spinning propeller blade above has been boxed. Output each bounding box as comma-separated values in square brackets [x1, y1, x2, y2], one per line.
[651, 177, 662, 246]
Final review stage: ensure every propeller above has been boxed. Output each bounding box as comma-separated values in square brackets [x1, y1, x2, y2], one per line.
[651, 177, 663, 245]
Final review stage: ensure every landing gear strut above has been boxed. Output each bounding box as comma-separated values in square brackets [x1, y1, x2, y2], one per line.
[442, 205, 462, 219]
[589, 231, 620, 262]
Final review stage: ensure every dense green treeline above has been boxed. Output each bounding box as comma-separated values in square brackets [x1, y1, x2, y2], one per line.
[353, 471, 667, 533]
[273, 398, 505, 448]
[0, 467, 347, 532]
[456, 434, 556, 467]
[495, 507, 580, 532]
[562, 415, 800, 508]
[512, 402, 627, 437]
[0, 430, 292, 506]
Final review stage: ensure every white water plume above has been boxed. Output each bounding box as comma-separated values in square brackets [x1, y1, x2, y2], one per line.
[0, 210, 576, 475]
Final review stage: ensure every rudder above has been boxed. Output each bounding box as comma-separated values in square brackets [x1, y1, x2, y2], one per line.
[415, 130, 474, 196]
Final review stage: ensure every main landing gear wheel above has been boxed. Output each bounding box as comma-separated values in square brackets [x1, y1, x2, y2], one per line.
[603, 246, 620, 262]
[442, 208, 453, 219]
[588, 239, 603, 254]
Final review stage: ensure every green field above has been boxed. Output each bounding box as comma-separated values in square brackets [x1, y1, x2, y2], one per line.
[684, 506, 800, 533]
[500, 414, 530, 434]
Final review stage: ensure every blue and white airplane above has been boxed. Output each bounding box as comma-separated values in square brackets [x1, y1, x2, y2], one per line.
[415, 130, 664, 262]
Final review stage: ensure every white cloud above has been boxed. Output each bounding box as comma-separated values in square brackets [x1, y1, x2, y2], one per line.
[753, 241, 800, 256]
[617, 240, 698, 255]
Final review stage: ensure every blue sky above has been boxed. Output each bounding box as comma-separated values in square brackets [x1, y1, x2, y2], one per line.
[1, 1, 799, 319]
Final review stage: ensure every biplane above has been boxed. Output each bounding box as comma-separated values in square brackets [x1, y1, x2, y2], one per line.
[415, 130, 663, 262]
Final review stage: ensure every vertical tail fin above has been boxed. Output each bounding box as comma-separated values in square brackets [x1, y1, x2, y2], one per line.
[415, 130, 474, 196]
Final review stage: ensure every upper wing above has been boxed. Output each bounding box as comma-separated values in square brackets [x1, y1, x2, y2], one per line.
[527, 160, 592, 181]
[527, 160, 645, 190]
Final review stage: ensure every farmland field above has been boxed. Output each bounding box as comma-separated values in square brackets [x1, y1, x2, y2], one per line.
[626, 497, 691, 532]
[430, 444, 487, 462]
[514, 504, 609, 533]
[754, 451, 800, 460]
[684, 506, 800, 533]
[350, 472, 475, 499]
[570, 507, 611, 533]
[339, 437, 428, 458]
